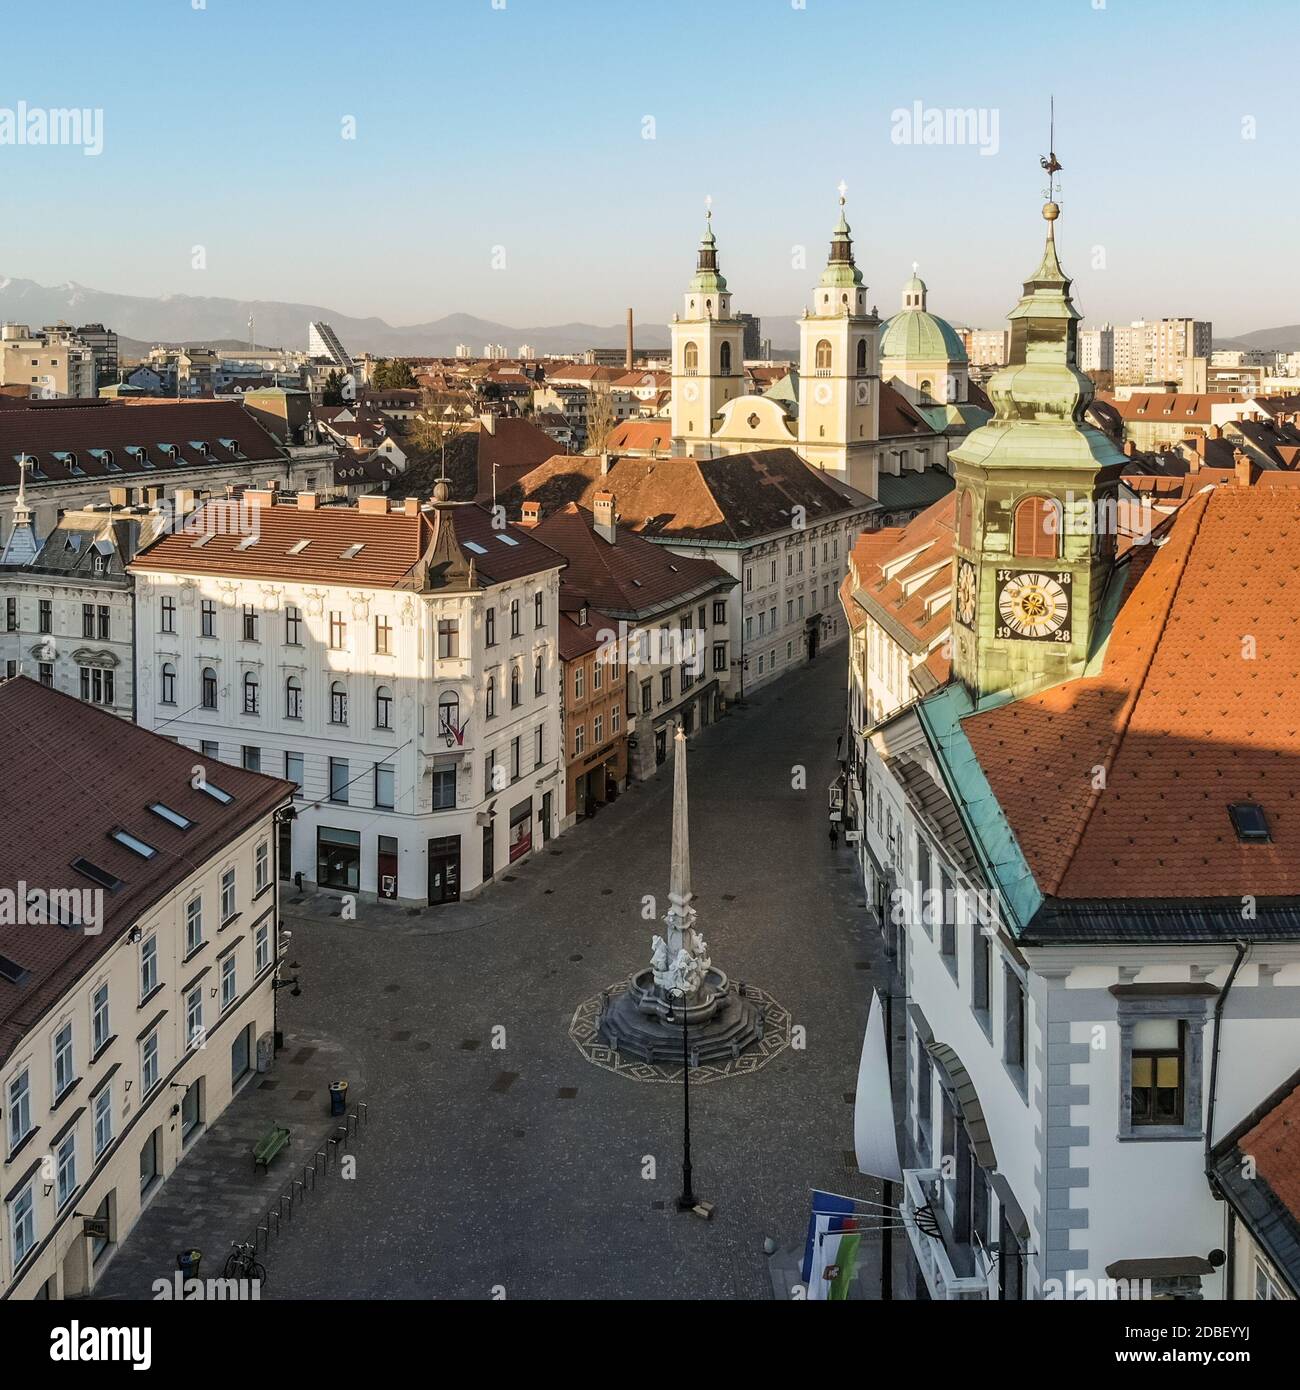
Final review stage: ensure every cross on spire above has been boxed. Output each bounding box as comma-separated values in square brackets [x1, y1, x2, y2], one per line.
[837, 178, 848, 204]
[1039, 95, 1063, 202]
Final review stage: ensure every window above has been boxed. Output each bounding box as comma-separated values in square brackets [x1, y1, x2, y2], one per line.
[56, 1132, 77, 1210]
[185, 988, 203, 1052]
[534, 724, 544, 767]
[53, 1023, 75, 1099]
[916, 840, 933, 936]
[93, 1084, 114, 1156]
[1130, 1020, 1184, 1127]
[201, 667, 217, 709]
[593, 660, 603, 692]
[255, 841, 269, 892]
[375, 684, 393, 729]
[80, 666, 115, 706]
[611, 703, 621, 733]
[10, 1183, 35, 1266]
[329, 610, 347, 649]
[511, 666, 521, 708]
[6, 1069, 32, 1152]
[185, 896, 203, 954]
[958, 489, 974, 548]
[594, 713, 603, 744]
[243, 746, 261, 773]
[815, 339, 832, 371]
[534, 591, 544, 628]
[329, 757, 349, 803]
[683, 341, 698, 372]
[286, 676, 303, 719]
[5, 596, 15, 631]
[856, 337, 868, 374]
[285, 605, 302, 645]
[39, 662, 52, 688]
[160, 662, 176, 704]
[141, 1029, 160, 1094]
[83, 602, 95, 638]
[1004, 967, 1026, 1080]
[915, 1039, 933, 1160]
[220, 868, 237, 924]
[939, 870, 956, 974]
[661, 669, 672, 702]
[573, 723, 585, 756]
[242, 604, 258, 641]
[221, 955, 237, 1011]
[201, 599, 215, 637]
[1012, 495, 1061, 559]
[436, 619, 458, 661]
[330, 681, 348, 724]
[91, 983, 110, 1054]
[719, 340, 732, 374]
[486, 675, 497, 719]
[375, 762, 395, 810]
[432, 766, 456, 809]
[375, 614, 392, 655]
[641, 680, 652, 715]
[534, 655, 543, 697]
[574, 665, 585, 700]
[243, 671, 259, 715]
[255, 922, 271, 974]
[510, 736, 521, 781]
[38, 598, 51, 634]
[285, 751, 304, 790]
[140, 934, 158, 1000]
[510, 600, 521, 638]
[972, 926, 991, 1029]
[485, 607, 497, 646]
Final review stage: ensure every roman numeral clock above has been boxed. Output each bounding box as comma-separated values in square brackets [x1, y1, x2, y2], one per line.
[995, 569, 1072, 642]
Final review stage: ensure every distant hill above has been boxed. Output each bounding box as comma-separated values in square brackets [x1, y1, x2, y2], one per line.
[0, 274, 802, 360]
[1213, 325, 1300, 353]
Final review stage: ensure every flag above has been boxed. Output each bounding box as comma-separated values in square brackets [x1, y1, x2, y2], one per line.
[801, 1190, 855, 1285]
[808, 1212, 862, 1301]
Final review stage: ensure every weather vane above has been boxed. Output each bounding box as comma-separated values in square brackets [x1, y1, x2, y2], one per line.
[705, 193, 712, 220]
[837, 178, 848, 205]
[1039, 95, 1062, 202]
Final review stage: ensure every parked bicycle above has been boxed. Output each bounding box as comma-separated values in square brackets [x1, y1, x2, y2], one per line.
[223, 1240, 267, 1285]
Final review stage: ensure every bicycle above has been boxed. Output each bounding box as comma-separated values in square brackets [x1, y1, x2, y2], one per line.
[223, 1240, 267, 1285]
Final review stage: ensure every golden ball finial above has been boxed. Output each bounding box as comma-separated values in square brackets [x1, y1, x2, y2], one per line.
[1043, 200, 1060, 222]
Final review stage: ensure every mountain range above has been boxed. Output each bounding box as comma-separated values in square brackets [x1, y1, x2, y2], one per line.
[0, 273, 1293, 359]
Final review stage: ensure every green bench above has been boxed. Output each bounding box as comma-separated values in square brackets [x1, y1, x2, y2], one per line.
[253, 1124, 291, 1171]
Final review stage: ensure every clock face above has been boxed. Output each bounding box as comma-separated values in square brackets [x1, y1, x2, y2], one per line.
[814, 382, 832, 405]
[855, 380, 870, 405]
[956, 559, 977, 628]
[995, 570, 1072, 642]
[682, 383, 699, 403]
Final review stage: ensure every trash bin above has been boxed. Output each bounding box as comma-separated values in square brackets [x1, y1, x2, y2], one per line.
[177, 1249, 202, 1278]
[329, 1080, 348, 1116]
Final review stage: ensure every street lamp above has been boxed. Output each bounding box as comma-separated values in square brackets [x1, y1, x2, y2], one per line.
[663, 987, 698, 1212]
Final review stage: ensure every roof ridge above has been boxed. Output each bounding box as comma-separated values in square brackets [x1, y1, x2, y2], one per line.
[1046, 489, 1214, 896]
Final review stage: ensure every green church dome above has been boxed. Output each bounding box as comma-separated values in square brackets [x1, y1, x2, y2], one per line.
[879, 307, 968, 364]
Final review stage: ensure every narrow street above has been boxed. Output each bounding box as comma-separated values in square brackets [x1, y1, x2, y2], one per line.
[107, 652, 891, 1299]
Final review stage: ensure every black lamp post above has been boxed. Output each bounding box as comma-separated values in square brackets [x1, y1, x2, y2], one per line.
[664, 987, 697, 1212]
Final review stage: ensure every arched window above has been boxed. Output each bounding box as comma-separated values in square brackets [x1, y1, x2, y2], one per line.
[160, 662, 176, 705]
[330, 680, 348, 724]
[486, 674, 496, 719]
[815, 339, 832, 372]
[719, 341, 732, 376]
[1013, 496, 1062, 559]
[201, 667, 217, 710]
[375, 684, 393, 729]
[286, 676, 303, 719]
[511, 666, 521, 707]
[958, 489, 974, 548]
[856, 338, 868, 374]
[438, 693, 460, 739]
[919, 379, 933, 402]
[243, 671, 259, 715]
[683, 342, 698, 373]
[533, 654, 543, 697]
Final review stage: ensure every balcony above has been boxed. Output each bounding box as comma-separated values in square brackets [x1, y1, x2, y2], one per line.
[900, 1168, 990, 1300]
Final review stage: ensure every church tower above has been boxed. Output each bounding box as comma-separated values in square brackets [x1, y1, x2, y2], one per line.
[669, 210, 745, 451]
[797, 193, 879, 491]
[949, 184, 1126, 703]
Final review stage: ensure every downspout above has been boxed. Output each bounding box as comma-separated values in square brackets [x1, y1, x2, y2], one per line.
[1204, 938, 1249, 1186]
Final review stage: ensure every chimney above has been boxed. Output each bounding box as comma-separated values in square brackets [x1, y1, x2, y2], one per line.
[108, 486, 129, 508]
[519, 500, 541, 527]
[402, 497, 420, 516]
[1122, 440, 1136, 457]
[479, 412, 496, 435]
[297, 491, 318, 510]
[172, 487, 198, 518]
[599, 452, 613, 476]
[1234, 449, 1256, 487]
[626, 308, 634, 370]
[357, 495, 389, 515]
[244, 488, 275, 508]
[593, 489, 618, 544]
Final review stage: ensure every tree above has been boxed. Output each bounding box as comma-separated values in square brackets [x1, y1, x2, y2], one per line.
[322, 369, 345, 406]
[371, 358, 417, 391]
[584, 388, 618, 454]
[407, 387, 468, 456]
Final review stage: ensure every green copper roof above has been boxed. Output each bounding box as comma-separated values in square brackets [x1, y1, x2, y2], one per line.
[688, 212, 727, 294]
[819, 199, 864, 288]
[879, 308, 968, 363]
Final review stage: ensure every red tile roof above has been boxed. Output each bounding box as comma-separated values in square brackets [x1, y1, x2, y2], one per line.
[0, 677, 291, 1065]
[964, 484, 1300, 900]
[847, 494, 954, 655]
[606, 419, 674, 454]
[1236, 1076, 1300, 1229]
[878, 382, 939, 440]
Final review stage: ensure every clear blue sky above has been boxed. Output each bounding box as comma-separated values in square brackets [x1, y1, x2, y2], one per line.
[0, 0, 1291, 335]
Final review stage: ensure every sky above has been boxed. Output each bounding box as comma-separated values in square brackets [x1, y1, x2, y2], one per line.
[0, 0, 1293, 337]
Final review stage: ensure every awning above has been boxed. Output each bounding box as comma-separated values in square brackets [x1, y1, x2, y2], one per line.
[926, 1040, 997, 1171]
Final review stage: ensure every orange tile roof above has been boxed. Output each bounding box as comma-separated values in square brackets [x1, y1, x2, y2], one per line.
[606, 419, 674, 454]
[847, 494, 954, 653]
[1237, 1076, 1300, 1228]
[964, 485, 1300, 900]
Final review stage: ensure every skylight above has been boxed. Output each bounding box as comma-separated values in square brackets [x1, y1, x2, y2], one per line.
[496, 535, 520, 547]
[288, 539, 311, 555]
[1228, 802, 1270, 843]
[0, 954, 30, 986]
[236, 534, 260, 550]
[191, 533, 216, 548]
[111, 829, 158, 859]
[72, 857, 122, 891]
[340, 543, 365, 559]
[148, 802, 192, 830]
[464, 541, 488, 555]
[198, 780, 233, 805]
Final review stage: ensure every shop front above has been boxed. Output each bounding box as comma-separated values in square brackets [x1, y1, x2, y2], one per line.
[508, 798, 533, 863]
[317, 825, 361, 892]
[569, 738, 627, 820]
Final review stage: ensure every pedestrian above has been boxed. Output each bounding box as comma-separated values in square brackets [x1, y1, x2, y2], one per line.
[829, 821, 839, 850]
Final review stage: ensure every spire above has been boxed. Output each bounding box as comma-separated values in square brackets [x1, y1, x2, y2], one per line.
[1, 459, 41, 567]
[820, 182, 863, 289]
[688, 200, 727, 294]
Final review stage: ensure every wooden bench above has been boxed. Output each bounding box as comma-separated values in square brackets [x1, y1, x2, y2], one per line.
[253, 1125, 291, 1171]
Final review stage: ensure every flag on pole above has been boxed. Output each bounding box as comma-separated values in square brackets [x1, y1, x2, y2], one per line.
[801, 1190, 855, 1285]
[807, 1211, 862, 1300]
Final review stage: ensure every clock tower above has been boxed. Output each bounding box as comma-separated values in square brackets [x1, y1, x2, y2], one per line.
[670, 209, 745, 451]
[950, 188, 1126, 703]
[797, 193, 879, 491]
